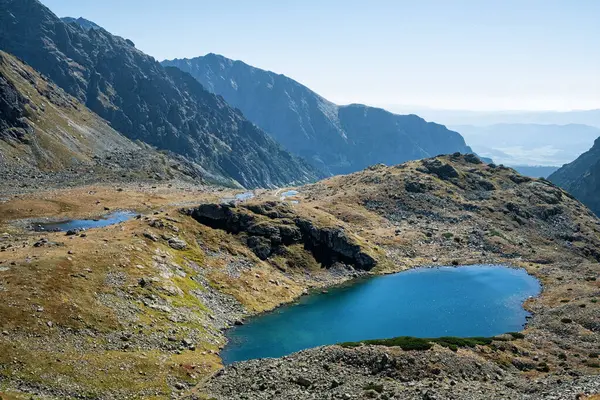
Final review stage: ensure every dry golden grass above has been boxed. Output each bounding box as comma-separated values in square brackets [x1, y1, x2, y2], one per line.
[0, 183, 362, 397]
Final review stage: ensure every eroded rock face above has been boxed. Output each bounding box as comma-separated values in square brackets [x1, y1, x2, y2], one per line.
[0, 0, 320, 188]
[0, 58, 32, 142]
[186, 202, 376, 270]
[550, 137, 600, 216]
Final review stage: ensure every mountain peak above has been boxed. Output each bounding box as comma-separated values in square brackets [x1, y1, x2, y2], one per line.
[1, 0, 319, 188]
[163, 54, 474, 176]
[61, 16, 102, 31]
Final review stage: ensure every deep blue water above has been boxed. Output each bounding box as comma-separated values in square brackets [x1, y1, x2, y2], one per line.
[221, 265, 540, 364]
[33, 211, 136, 232]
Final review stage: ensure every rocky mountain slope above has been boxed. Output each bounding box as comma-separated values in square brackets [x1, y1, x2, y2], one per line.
[0, 155, 598, 399]
[61, 17, 102, 31]
[0, 50, 206, 191]
[0, 0, 319, 188]
[550, 137, 600, 216]
[162, 54, 474, 175]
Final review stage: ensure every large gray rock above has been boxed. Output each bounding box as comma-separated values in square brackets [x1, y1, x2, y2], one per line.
[420, 159, 459, 180]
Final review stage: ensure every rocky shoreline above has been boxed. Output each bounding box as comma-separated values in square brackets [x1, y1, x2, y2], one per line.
[207, 345, 600, 399]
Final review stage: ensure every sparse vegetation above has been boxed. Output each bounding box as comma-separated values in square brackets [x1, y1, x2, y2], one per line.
[339, 335, 504, 352]
[363, 382, 384, 393]
[537, 362, 550, 372]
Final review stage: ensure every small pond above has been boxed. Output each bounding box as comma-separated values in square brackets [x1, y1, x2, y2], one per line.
[280, 190, 299, 200]
[221, 265, 540, 364]
[221, 191, 255, 203]
[32, 211, 137, 232]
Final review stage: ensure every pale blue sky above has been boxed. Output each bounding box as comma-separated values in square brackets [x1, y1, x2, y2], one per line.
[41, 0, 600, 111]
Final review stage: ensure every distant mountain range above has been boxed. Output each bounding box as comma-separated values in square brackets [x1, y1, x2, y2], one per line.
[162, 54, 475, 176]
[550, 138, 600, 216]
[394, 108, 600, 129]
[0, 0, 319, 188]
[510, 166, 559, 179]
[453, 123, 600, 167]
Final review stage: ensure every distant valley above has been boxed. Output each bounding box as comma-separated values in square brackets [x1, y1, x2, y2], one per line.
[392, 107, 600, 129]
[509, 166, 560, 179]
[451, 123, 600, 174]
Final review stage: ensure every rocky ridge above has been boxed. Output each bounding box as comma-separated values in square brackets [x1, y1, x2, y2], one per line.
[0, 50, 206, 191]
[0, 0, 319, 188]
[162, 54, 475, 176]
[186, 201, 376, 270]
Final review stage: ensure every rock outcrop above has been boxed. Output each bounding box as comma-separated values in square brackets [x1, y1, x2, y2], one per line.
[0, 60, 31, 143]
[186, 201, 376, 270]
[162, 53, 476, 176]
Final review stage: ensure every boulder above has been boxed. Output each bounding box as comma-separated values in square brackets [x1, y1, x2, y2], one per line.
[246, 236, 272, 260]
[463, 153, 483, 164]
[421, 159, 459, 180]
[168, 237, 187, 250]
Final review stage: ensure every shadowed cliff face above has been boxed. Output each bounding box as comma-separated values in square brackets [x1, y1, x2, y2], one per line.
[162, 54, 474, 176]
[0, 50, 213, 186]
[186, 201, 377, 271]
[0, 0, 320, 188]
[550, 138, 600, 216]
[0, 58, 32, 143]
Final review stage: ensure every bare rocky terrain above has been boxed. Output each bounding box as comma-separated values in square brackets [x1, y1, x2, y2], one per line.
[0, 154, 598, 399]
[204, 154, 600, 399]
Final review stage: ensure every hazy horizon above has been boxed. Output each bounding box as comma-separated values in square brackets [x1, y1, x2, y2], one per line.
[40, 0, 600, 113]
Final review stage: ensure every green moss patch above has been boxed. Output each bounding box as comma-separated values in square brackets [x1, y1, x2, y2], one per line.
[339, 335, 511, 352]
